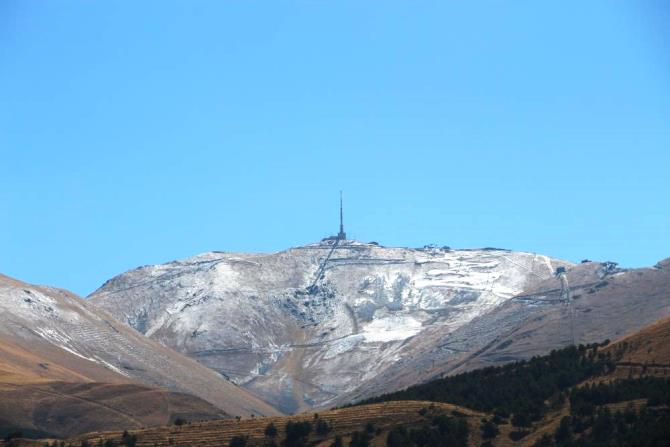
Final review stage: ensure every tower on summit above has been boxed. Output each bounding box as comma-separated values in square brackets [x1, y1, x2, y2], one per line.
[338, 190, 346, 241]
[320, 191, 347, 243]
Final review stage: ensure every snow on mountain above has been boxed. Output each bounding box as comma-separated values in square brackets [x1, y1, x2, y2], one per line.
[0, 273, 279, 417]
[89, 241, 569, 413]
[334, 259, 670, 407]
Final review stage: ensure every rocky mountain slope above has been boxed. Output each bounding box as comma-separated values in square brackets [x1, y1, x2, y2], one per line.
[337, 258, 670, 405]
[89, 241, 570, 413]
[0, 273, 279, 437]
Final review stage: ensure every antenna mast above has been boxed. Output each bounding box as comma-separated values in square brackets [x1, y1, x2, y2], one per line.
[338, 190, 346, 240]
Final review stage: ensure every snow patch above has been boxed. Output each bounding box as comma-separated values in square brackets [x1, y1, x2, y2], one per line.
[323, 334, 364, 359]
[362, 314, 422, 342]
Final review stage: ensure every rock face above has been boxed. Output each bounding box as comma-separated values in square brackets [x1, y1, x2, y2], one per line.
[89, 241, 569, 413]
[0, 273, 280, 426]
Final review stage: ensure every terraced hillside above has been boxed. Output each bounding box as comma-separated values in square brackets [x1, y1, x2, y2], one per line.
[604, 315, 670, 378]
[71, 401, 487, 447]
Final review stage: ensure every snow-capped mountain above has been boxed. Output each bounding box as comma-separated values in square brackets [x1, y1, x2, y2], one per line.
[89, 241, 569, 413]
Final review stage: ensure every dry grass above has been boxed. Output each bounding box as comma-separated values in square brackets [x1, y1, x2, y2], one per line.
[604, 316, 670, 379]
[68, 401, 485, 447]
[0, 381, 227, 439]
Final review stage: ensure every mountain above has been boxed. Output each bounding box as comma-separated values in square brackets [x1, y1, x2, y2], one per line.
[0, 273, 279, 437]
[60, 318, 670, 447]
[336, 258, 670, 405]
[15, 299, 670, 447]
[349, 326, 670, 447]
[88, 241, 570, 413]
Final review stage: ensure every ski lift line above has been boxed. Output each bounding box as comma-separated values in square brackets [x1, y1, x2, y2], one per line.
[216, 368, 256, 375]
[193, 347, 284, 354]
[558, 272, 576, 346]
[223, 368, 337, 397]
[288, 332, 356, 348]
[513, 297, 568, 304]
[499, 255, 545, 279]
[437, 345, 470, 353]
[287, 375, 339, 396]
[513, 279, 606, 302]
[192, 334, 358, 353]
[308, 238, 341, 290]
[193, 335, 355, 353]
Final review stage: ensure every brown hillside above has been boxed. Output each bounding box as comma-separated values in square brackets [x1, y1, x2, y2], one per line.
[0, 273, 279, 417]
[17, 317, 670, 446]
[69, 401, 486, 447]
[0, 337, 124, 385]
[0, 273, 280, 438]
[0, 339, 227, 438]
[603, 315, 670, 378]
[0, 381, 226, 439]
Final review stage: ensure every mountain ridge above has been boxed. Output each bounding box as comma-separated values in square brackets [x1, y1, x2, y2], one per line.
[0, 272, 280, 437]
[89, 240, 571, 413]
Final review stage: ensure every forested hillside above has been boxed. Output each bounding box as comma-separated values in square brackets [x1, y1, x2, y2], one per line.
[357, 341, 670, 446]
[359, 343, 614, 424]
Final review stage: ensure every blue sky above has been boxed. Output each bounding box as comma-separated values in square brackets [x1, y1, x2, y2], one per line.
[1, 1, 669, 296]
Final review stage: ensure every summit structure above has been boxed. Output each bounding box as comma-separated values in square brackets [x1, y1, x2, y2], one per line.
[338, 190, 346, 240]
[322, 191, 347, 242]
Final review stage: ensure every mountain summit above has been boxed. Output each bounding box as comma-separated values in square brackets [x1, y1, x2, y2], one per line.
[89, 241, 569, 413]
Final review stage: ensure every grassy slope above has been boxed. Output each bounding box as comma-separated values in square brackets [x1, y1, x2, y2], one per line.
[70, 401, 486, 447]
[9, 309, 670, 446]
[603, 316, 670, 378]
[0, 276, 268, 438]
[0, 340, 227, 439]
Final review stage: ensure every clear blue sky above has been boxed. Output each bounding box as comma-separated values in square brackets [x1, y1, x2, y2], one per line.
[1, 1, 669, 296]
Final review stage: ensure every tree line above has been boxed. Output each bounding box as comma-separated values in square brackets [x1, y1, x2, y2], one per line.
[357, 343, 614, 426]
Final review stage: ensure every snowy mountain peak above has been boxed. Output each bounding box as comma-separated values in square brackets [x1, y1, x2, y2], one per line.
[89, 243, 570, 413]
